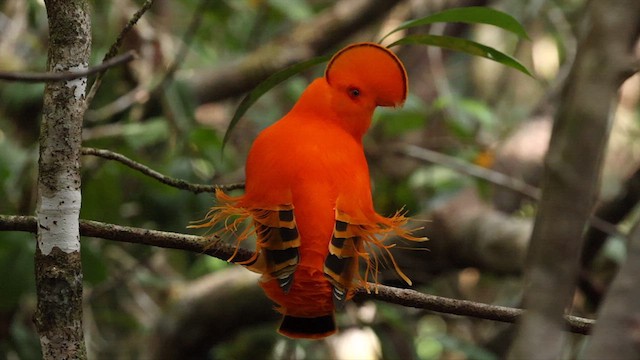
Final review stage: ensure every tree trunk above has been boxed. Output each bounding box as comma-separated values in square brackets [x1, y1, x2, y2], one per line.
[507, 0, 640, 358]
[34, 0, 91, 358]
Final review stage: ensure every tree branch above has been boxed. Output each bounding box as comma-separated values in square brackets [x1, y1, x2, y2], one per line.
[399, 144, 540, 199]
[0, 51, 137, 83]
[0, 215, 253, 262]
[148, 267, 275, 359]
[0, 214, 594, 335]
[583, 212, 640, 358]
[582, 166, 640, 267]
[354, 284, 593, 335]
[153, 0, 207, 91]
[400, 144, 625, 240]
[80, 147, 244, 193]
[84, 0, 155, 107]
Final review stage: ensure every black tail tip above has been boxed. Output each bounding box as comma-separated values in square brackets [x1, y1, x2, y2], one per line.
[278, 314, 337, 339]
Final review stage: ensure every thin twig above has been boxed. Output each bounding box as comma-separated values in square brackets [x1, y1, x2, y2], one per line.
[148, 0, 208, 141]
[400, 144, 541, 199]
[400, 144, 626, 240]
[154, 0, 208, 91]
[85, 86, 149, 122]
[0, 214, 594, 334]
[81, 147, 244, 193]
[85, 0, 155, 108]
[0, 51, 137, 83]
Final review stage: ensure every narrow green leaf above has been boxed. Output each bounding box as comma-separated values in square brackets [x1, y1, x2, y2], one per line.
[389, 34, 533, 77]
[222, 55, 331, 149]
[380, 6, 530, 43]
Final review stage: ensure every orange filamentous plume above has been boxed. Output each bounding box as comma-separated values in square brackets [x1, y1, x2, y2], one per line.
[194, 42, 425, 339]
[189, 191, 255, 264]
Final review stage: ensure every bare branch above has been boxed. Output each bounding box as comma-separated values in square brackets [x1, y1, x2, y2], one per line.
[0, 214, 252, 262]
[0, 51, 137, 83]
[355, 284, 593, 335]
[147, 0, 208, 139]
[0, 214, 594, 335]
[400, 144, 625, 240]
[81, 147, 244, 193]
[583, 214, 640, 358]
[85, 86, 149, 122]
[400, 144, 541, 200]
[154, 0, 207, 91]
[148, 267, 274, 359]
[582, 166, 640, 267]
[84, 0, 155, 107]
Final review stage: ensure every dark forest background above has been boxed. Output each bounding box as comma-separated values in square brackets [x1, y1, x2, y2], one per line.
[1, 0, 639, 359]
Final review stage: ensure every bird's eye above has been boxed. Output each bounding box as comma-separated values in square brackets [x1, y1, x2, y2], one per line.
[348, 87, 361, 99]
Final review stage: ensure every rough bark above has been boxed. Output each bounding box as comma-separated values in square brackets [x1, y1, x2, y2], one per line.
[507, 0, 640, 358]
[34, 0, 91, 358]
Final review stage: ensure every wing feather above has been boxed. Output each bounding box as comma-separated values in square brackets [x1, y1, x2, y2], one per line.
[190, 189, 301, 293]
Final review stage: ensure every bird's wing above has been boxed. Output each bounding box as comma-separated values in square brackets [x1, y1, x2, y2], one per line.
[323, 210, 361, 309]
[192, 189, 301, 294]
[324, 206, 426, 304]
[247, 204, 301, 293]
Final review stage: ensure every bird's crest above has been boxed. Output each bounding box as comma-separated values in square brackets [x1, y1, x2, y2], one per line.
[325, 42, 408, 107]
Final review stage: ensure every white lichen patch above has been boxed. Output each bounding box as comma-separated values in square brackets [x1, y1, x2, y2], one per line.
[54, 63, 88, 101]
[37, 189, 82, 255]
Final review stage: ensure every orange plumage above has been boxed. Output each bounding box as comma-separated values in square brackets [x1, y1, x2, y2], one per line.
[195, 42, 422, 339]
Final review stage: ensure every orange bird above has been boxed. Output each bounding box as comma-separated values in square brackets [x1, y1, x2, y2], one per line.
[196, 42, 422, 339]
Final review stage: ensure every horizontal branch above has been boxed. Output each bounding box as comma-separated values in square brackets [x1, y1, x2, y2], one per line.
[0, 51, 137, 83]
[0, 214, 594, 334]
[355, 284, 593, 335]
[81, 147, 244, 193]
[1, 214, 253, 262]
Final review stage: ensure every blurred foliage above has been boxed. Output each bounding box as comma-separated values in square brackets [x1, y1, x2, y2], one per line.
[2, 0, 636, 359]
[223, 6, 530, 145]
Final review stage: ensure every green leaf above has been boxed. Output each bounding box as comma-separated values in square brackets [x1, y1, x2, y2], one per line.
[389, 34, 533, 77]
[380, 6, 529, 43]
[222, 55, 331, 149]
